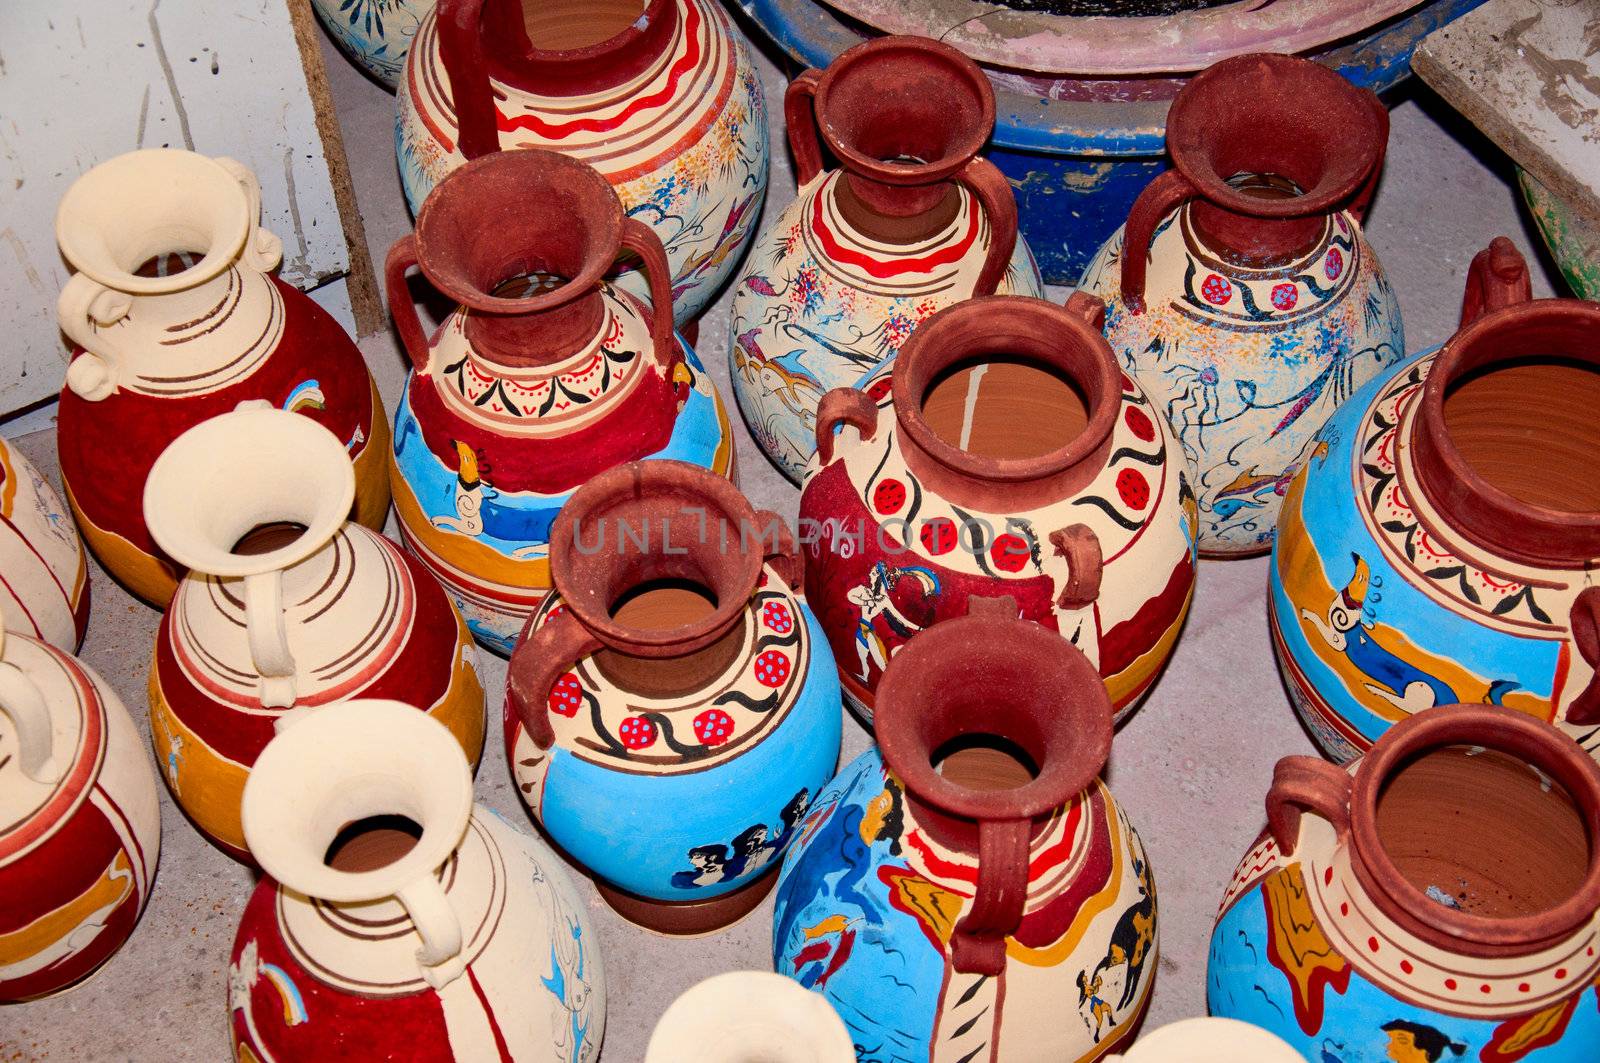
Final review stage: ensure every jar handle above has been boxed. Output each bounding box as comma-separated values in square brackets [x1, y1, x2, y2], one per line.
[951, 815, 1031, 976]
[1266, 756, 1352, 856]
[784, 69, 825, 188]
[753, 508, 804, 590]
[506, 609, 604, 750]
[1459, 236, 1532, 326]
[395, 870, 466, 989]
[384, 233, 431, 372]
[1565, 587, 1600, 726]
[436, 0, 499, 161]
[1062, 290, 1106, 330]
[0, 627, 63, 785]
[815, 388, 879, 466]
[212, 156, 284, 273]
[1049, 524, 1103, 609]
[620, 219, 683, 387]
[955, 157, 1018, 298]
[1346, 88, 1389, 224]
[58, 273, 133, 402]
[245, 570, 298, 709]
[1119, 169, 1198, 315]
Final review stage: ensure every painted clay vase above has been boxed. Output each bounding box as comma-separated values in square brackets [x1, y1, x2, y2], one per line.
[0, 438, 89, 652]
[143, 404, 485, 861]
[729, 35, 1043, 482]
[0, 616, 161, 1001]
[54, 149, 390, 608]
[645, 971, 855, 1062]
[388, 149, 733, 656]
[396, 0, 768, 325]
[505, 459, 841, 934]
[1520, 169, 1600, 301]
[773, 613, 1157, 1061]
[1104, 1018, 1301, 1062]
[1209, 705, 1600, 1060]
[800, 292, 1196, 725]
[1080, 52, 1404, 557]
[230, 699, 604, 1060]
[312, 0, 434, 87]
[1270, 237, 1600, 763]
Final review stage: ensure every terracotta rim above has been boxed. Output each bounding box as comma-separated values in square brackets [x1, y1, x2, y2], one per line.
[1166, 52, 1382, 219]
[1350, 706, 1600, 953]
[1410, 299, 1600, 566]
[485, 0, 674, 89]
[891, 296, 1121, 487]
[813, 35, 995, 187]
[546, 460, 763, 658]
[875, 615, 1112, 824]
[411, 149, 622, 315]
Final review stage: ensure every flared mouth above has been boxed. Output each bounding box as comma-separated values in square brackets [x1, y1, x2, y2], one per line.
[1411, 300, 1600, 566]
[55, 149, 251, 293]
[547, 461, 763, 658]
[1166, 52, 1382, 219]
[143, 405, 355, 579]
[1350, 706, 1600, 953]
[646, 972, 856, 1063]
[892, 296, 1120, 487]
[875, 616, 1112, 824]
[412, 149, 622, 315]
[814, 35, 994, 187]
[241, 700, 473, 902]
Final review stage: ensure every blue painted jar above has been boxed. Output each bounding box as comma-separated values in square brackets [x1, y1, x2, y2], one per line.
[505, 460, 842, 935]
[1269, 239, 1600, 763]
[311, 0, 432, 87]
[774, 613, 1157, 1061]
[1210, 705, 1600, 1062]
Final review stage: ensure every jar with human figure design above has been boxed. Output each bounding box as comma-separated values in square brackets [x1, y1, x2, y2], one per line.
[387, 148, 735, 656]
[0, 614, 160, 1001]
[230, 699, 604, 1061]
[396, 0, 768, 326]
[728, 34, 1043, 482]
[1209, 705, 1600, 1061]
[505, 460, 841, 934]
[772, 612, 1157, 1062]
[143, 404, 484, 862]
[800, 291, 1196, 726]
[1270, 237, 1600, 763]
[1079, 52, 1404, 557]
[0, 438, 89, 653]
[54, 149, 389, 607]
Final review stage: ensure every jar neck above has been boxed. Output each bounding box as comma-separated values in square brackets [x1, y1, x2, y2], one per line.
[1188, 201, 1330, 266]
[833, 174, 961, 247]
[460, 289, 607, 369]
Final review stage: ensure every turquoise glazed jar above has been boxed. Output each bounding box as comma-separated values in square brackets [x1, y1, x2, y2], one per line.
[1210, 705, 1600, 1062]
[505, 461, 841, 935]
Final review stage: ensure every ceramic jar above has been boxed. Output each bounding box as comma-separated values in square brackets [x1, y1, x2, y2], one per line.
[1209, 705, 1600, 1060]
[231, 699, 604, 1060]
[54, 149, 389, 608]
[1105, 1018, 1300, 1062]
[312, 0, 433, 87]
[730, 35, 1043, 482]
[0, 617, 161, 1001]
[388, 149, 734, 655]
[800, 293, 1196, 725]
[142, 404, 485, 860]
[505, 460, 841, 934]
[1271, 238, 1600, 762]
[1080, 53, 1404, 557]
[645, 971, 855, 1063]
[396, 0, 767, 325]
[0, 439, 89, 652]
[773, 613, 1156, 1061]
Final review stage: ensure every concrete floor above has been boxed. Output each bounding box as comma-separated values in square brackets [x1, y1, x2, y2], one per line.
[2, 12, 1566, 1062]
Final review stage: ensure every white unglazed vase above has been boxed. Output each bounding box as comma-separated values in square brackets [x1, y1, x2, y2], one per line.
[1105, 1018, 1301, 1061]
[0, 438, 89, 652]
[646, 972, 855, 1062]
[0, 616, 161, 1001]
[231, 699, 604, 1060]
[143, 404, 484, 860]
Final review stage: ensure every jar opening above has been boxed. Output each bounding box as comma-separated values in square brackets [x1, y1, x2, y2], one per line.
[324, 814, 424, 873]
[933, 734, 1041, 793]
[519, 0, 644, 51]
[134, 249, 206, 279]
[489, 270, 572, 300]
[921, 355, 1091, 463]
[232, 521, 309, 557]
[1226, 172, 1305, 202]
[610, 576, 718, 628]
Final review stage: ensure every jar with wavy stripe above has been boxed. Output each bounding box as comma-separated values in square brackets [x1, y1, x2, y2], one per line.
[0, 439, 88, 653]
[729, 35, 1041, 482]
[396, 0, 767, 326]
[143, 405, 484, 862]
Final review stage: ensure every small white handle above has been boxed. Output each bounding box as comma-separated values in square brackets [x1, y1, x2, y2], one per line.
[396, 872, 465, 989]
[0, 658, 63, 785]
[212, 157, 283, 274]
[58, 273, 133, 401]
[244, 570, 297, 708]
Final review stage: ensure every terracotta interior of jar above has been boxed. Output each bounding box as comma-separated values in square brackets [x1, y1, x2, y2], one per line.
[1224, 172, 1305, 202]
[324, 813, 424, 873]
[1441, 354, 1600, 514]
[597, 578, 747, 694]
[134, 250, 206, 278]
[1374, 744, 1591, 918]
[933, 734, 1041, 793]
[823, 51, 985, 170]
[489, 272, 570, 299]
[232, 521, 309, 557]
[519, 0, 644, 51]
[921, 355, 1090, 461]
